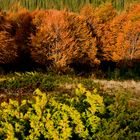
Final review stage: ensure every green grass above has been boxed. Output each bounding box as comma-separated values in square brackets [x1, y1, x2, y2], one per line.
[0, 72, 99, 103]
[0, 72, 97, 91]
[0, 71, 140, 105]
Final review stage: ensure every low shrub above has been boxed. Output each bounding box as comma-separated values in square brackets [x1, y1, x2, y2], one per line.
[94, 91, 140, 140]
[0, 76, 140, 139]
[0, 72, 58, 91]
[0, 84, 104, 139]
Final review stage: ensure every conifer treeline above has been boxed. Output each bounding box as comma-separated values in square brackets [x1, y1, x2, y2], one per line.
[0, 0, 139, 11]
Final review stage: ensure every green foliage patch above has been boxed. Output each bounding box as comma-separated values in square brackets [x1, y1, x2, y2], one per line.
[0, 72, 58, 91]
[94, 92, 140, 140]
[0, 84, 104, 139]
[0, 83, 139, 139]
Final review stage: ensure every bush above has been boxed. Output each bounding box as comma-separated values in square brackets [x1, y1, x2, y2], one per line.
[94, 91, 140, 140]
[0, 76, 140, 139]
[0, 72, 58, 91]
[0, 84, 104, 139]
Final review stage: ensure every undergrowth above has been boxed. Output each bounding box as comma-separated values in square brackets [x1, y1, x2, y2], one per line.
[0, 83, 139, 139]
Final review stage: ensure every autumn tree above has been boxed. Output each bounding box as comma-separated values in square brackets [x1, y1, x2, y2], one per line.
[30, 9, 98, 72]
[81, 2, 140, 65]
[5, 7, 34, 69]
[0, 11, 18, 64]
[0, 32, 18, 64]
[123, 3, 140, 61]
[105, 3, 140, 65]
[80, 3, 117, 61]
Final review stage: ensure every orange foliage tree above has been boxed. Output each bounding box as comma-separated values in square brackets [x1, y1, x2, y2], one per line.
[7, 8, 33, 52]
[1, 2, 140, 72]
[0, 31, 18, 64]
[123, 4, 140, 61]
[0, 10, 12, 33]
[102, 3, 140, 65]
[101, 12, 128, 62]
[5, 8, 34, 67]
[30, 9, 98, 72]
[0, 11, 18, 64]
[81, 2, 140, 66]
[80, 3, 117, 62]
